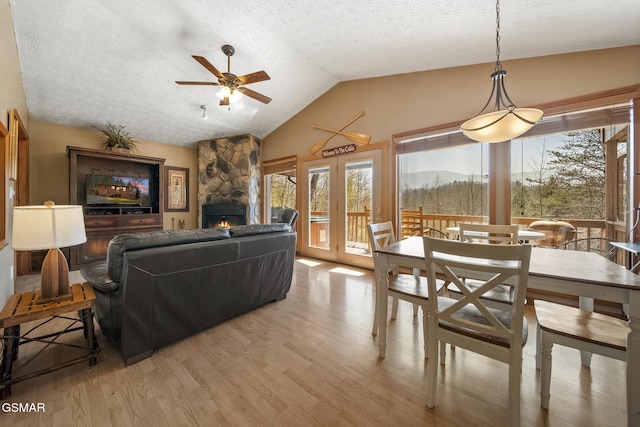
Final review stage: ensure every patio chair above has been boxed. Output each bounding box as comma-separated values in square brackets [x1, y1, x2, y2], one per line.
[411, 226, 448, 239]
[554, 237, 618, 261]
[423, 237, 532, 426]
[534, 300, 628, 409]
[400, 206, 423, 240]
[527, 220, 576, 247]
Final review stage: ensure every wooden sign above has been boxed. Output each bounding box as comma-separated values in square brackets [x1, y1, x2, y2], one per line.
[322, 143, 357, 158]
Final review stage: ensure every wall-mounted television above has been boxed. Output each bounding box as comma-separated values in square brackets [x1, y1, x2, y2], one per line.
[85, 174, 150, 206]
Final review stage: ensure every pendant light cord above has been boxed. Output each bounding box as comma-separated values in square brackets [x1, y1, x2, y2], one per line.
[495, 0, 502, 72]
[460, 0, 543, 142]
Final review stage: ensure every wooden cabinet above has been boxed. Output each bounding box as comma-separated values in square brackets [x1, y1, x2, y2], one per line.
[68, 146, 165, 270]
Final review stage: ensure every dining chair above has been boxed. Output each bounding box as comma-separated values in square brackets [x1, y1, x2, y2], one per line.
[368, 222, 443, 354]
[423, 236, 532, 427]
[448, 223, 521, 310]
[368, 221, 419, 333]
[534, 300, 628, 409]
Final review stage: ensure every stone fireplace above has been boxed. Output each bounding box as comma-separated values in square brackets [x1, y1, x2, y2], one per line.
[198, 134, 261, 226]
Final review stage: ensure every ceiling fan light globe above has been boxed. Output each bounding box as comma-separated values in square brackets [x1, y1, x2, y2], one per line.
[216, 86, 243, 103]
[229, 90, 243, 103]
[216, 86, 231, 100]
[461, 108, 543, 143]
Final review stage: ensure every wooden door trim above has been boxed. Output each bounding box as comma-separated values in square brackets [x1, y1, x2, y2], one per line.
[10, 109, 30, 276]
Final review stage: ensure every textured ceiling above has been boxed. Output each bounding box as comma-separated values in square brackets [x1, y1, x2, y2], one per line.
[9, 0, 640, 147]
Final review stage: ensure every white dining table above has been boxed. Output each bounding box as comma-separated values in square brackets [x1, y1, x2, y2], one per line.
[373, 236, 640, 426]
[445, 226, 546, 242]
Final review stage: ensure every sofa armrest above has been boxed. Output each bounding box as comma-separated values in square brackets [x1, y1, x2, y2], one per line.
[80, 261, 118, 293]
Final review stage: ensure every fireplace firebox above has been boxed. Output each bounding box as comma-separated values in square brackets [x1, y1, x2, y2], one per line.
[202, 203, 247, 228]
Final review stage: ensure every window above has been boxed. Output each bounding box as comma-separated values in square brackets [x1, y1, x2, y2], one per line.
[398, 141, 488, 217]
[394, 100, 634, 242]
[263, 156, 296, 223]
[511, 104, 631, 240]
[512, 128, 627, 219]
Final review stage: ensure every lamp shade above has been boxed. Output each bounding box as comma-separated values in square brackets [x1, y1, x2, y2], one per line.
[461, 107, 544, 143]
[12, 203, 87, 250]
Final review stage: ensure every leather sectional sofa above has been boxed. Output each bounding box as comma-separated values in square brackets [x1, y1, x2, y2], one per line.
[81, 223, 297, 364]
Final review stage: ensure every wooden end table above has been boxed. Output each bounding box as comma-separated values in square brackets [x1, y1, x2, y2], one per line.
[0, 283, 100, 398]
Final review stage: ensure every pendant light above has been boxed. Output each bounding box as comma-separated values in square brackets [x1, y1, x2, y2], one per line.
[460, 0, 543, 143]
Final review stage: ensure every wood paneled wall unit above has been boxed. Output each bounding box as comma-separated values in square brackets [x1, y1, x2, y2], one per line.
[67, 146, 165, 270]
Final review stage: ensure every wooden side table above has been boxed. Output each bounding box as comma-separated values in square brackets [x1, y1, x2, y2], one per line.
[0, 283, 100, 398]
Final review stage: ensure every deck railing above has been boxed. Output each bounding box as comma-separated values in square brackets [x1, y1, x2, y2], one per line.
[414, 214, 607, 241]
[310, 209, 371, 246]
[311, 211, 608, 242]
[347, 207, 370, 244]
[310, 210, 622, 265]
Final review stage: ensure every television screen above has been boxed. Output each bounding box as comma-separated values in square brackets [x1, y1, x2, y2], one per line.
[86, 174, 150, 205]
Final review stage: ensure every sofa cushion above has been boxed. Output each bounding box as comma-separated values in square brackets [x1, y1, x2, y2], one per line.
[107, 228, 231, 281]
[229, 223, 291, 237]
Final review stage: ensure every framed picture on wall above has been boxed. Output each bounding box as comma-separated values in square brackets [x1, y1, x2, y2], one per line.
[165, 166, 189, 212]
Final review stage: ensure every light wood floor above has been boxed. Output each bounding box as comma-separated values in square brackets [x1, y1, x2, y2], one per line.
[3, 258, 626, 426]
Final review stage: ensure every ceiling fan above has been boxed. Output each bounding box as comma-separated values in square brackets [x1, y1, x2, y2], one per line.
[176, 44, 271, 106]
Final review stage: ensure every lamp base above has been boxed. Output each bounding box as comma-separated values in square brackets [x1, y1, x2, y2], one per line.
[38, 248, 72, 304]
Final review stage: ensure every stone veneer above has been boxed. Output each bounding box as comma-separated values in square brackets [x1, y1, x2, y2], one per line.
[198, 134, 261, 224]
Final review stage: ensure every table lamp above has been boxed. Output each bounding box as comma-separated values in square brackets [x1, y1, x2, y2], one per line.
[12, 201, 87, 303]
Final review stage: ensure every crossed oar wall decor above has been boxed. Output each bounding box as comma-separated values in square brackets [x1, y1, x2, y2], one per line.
[309, 111, 370, 155]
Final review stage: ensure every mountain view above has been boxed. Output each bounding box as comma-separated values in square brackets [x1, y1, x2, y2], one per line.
[401, 170, 553, 189]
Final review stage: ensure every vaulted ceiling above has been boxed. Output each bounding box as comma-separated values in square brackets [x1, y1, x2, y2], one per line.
[9, 0, 640, 147]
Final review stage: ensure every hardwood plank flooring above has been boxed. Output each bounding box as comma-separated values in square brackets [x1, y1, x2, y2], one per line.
[3, 258, 626, 426]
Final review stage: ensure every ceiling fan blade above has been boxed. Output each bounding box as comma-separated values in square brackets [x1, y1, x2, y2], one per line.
[237, 71, 270, 85]
[219, 97, 230, 106]
[175, 81, 220, 86]
[237, 87, 272, 104]
[192, 55, 224, 79]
